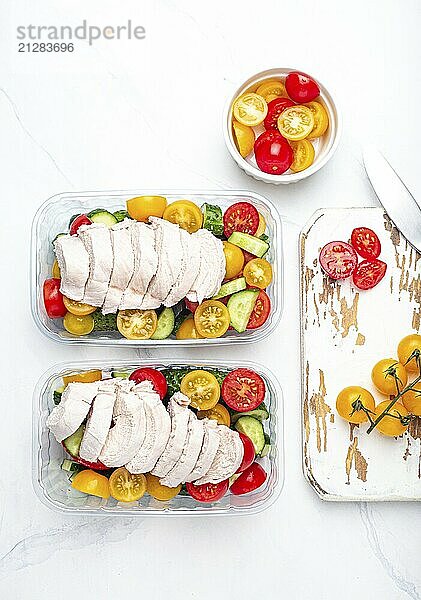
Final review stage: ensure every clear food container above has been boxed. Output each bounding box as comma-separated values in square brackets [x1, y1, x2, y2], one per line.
[33, 359, 283, 515]
[31, 190, 283, 346]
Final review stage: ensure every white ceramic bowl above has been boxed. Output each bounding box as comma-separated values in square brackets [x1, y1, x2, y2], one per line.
[223, 68, 342, 185]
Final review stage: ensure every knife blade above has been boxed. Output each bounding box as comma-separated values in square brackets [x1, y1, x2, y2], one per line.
[363, 146, 421, 253]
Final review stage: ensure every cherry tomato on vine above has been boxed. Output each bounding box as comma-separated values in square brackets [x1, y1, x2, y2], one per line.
[397, 334, 421, 373]
[373, 401, 409, 437]
[336, 386, 375, 424]
[371, 358, 408, 395]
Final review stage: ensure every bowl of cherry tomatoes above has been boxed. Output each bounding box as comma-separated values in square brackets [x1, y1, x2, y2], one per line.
[223, 68, 341, 184]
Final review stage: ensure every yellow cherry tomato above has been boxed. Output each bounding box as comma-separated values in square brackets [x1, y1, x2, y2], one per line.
[232, 93, 268, 127]
[256, 80, 286, 103]
[232, 120, 255, 158]
[145, 473, 181, 500]
[371, 358, 408, 395]
[305, 101, 329, 139]
[126, 196, 167, 222]
[223, 241, 244, 280]
[397, 334, 421, 373]
[198, 403, 231, 426]
[373, 400, 409, 437]
[63, 370, 102, 385]
[194, 300, 230, 338]
[402, 388, 421, 416]
[180, 369, 220, 410]
[63, 296, 96, 317]
[176, 315, 204, 340]
[277, 105, 314, 141]
[243, 258, 273, 289]
[163, 200, 203, 233]
[117, 309, 157, 340]
[336, 386, 375, 424]
[52, 259, 61, 278]
[109, 467, 147, 502]
[255, 213, 266, 237]
[290, 139, 315, 173]
[63, 312, 94, 336]
[71, 469, 110, 499]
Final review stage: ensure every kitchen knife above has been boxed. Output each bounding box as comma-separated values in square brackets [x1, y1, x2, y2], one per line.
[363, 146, 421, 253]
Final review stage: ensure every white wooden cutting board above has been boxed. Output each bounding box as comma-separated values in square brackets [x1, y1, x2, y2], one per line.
[300, 207, 421, 501]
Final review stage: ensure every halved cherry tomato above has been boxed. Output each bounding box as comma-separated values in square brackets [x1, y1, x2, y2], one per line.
[285, 72, 320, 103]
[70, 214, 92, 236]
[371, 358, 408, 395]
[184, 298, 199, 313]
[221, 368, 265, 412]
[63, 370, 102, 385]
[63, 312, 94, 336]
[230, 462, 267, 495]
[305, 101, 329, 139]
[62, 444, 108, 470]
[109, 468, 147, 502]
[186, 480, 229, 503]
[145, 473, 181, 500]
[243, 258, 273, 289]
[127, 196, 167, 222]
[263, 97, 295, 130]
[71, 469, 110, 498]
[180, 369, 220, 410]
[163, 200, 203, 233]
[223, 241, 245, 280]
[247, 290, 271, 329]
[232, 93, 268, 127]
[232, 120, 255, 158]
[243, 250, 257, 264]
[198, 403, 231, 426]
[194, 300, 230, 338]
[255, 213, 266, 237]
[43, 278, 67, 318]
[398, 334, 421, 373]
[52, 259, 61, 278]
[63, 296, 96, 316]
[290, 139, 315, 173]
[373, 401, 409, 437]
[319, 241, 357, 280]
[176, 315, 203, 340]
[351, 227, 381, 260]
[223, 202, 259, 238]
[256, 80, 286, 103]
[129, 367, 167, 399]
[254, 131, 293, 175]
[117, 309, 157, 340]
[336, 386, 376, 424]
[277, 106, 314, 141]
[352, 259, 387, 290]
[237, 432, 256, 473]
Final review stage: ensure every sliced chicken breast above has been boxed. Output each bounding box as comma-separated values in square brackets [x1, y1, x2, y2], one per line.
[47, 381, 99, 442]
[160, 415, 204, 488]
[194, 425, 244, 485]
[185, 418, 220, 483]
[119, 222, 158, 309]
[186, 229, 226, 304]
[54, 235, 90, 302]
[79, 223, 114, 307]
[151, 392, 191, 478]
[125, 381, 171, 474]
[102, 220, 135, 314]
[79, 379, 116, 463]
[164, 227, 201, 307]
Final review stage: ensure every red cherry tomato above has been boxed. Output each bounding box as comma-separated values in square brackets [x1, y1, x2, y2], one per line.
[230, 462, 267, 495]
[186, 480, 229, 503]
[247, 290, 271, 329]
[319, 241, 358, 280]
[184, 298, 199, 313]
[285, 71, 320, 103]
[242, 250, 257, 263]
[254, 131, 293, 175]
[264, 97, 295, 130]
[43, 278, 67, 318]
[223, 202, 259, 238]
[62, 444, 108, 470]
[351, 227, 381, 260]
[129, 368, 167, 399]
[222, 368, 266, 412]
[70, 214, 92, 236]
[352, 259, 387, 290]
[237, 432, 256, 473]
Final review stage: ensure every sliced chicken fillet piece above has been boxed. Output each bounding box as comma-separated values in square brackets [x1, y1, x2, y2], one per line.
[79, 223, 114, 307]
[186, 229, 226, 304]
[102, 220, 135, 314]
[160, 414, 204, 488]
[185, 419, 220, 483]
[54, 235, 90, 302]
[46, 381, 99, 442]
[194, 425, 244, 485]
[79, 379, 116, 463]
[164, 226, 201, 307]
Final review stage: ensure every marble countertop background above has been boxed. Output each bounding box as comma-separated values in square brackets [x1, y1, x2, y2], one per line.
[0, 1, 420, 598]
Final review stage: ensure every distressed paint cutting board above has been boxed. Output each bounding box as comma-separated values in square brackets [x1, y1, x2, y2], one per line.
[300, 207, 421, 501]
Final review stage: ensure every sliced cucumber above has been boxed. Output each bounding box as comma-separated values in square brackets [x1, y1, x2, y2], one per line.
[63, 424, 84, 457]
[260, 434, 271, 457]
[151, 307, 175, 339]
[61, 459, 84, 474]
[113, 209, 130, 222]
[260, 233, 269, 244]
[53, 385, 65, 405]
[234, 416, 265, 454]
[111, 370, 130, 379]
[87, 209, 118, 227]
[201, 203, 224, 237]
[228, 232, 269, 258]
[227, 289, 259, 333]
[213, 277, 246, 300]
[230, 402, 269, 423]
[173, 309, 190, 334]
[52, 232, 67, 244]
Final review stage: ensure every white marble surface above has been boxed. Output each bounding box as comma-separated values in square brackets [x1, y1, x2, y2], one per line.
[1, 0, 420, 598]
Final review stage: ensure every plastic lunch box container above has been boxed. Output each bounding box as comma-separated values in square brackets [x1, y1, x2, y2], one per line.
[30, 189, 283, 347]
[33, 359, 283, 516]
